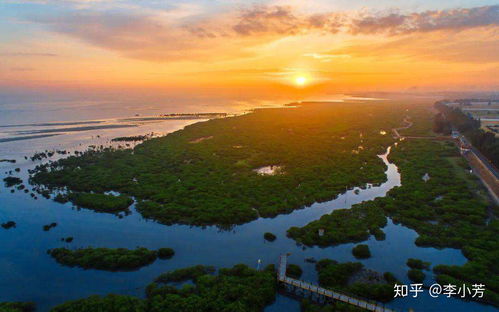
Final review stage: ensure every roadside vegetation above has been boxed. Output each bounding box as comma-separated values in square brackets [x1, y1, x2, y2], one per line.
[31, 102, 404, 226]
[49, 264, 276, 312]
[435, 101, 499, 167]
[47, 247, 174, 271]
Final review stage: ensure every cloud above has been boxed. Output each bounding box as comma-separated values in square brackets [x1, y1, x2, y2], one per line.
[328, 27, 499, 63]
[350, 5, 499, 35]
[303, 53, 351, 62]
[25, 4, 499, 62]
[0, 52, 57, 57]
[10, 67, 35, 71]
[29, 11, 208, 61]
[232, 5, 302, 36]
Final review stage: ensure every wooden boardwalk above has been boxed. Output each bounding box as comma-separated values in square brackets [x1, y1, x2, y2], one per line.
[278, 255, 397, 312]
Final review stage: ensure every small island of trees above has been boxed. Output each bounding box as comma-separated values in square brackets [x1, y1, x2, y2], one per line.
[48, 247, 175, 271]
[352, 244, 371, 259]
[264, 232, 277, 241]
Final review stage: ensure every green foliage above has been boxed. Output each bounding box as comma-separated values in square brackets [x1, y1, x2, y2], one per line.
[316, 260, 362, 287]
[406, 258, 430, 270]
[47, 247, 173, 271]
[111, 135, 147, 142]
[352, 244, 371, 259]
[288, 136, 499, 305]
[407, 269, 425, 283]
[383, 272, 398, 284]
[0, 302, 35, 312]
[263, 232, 276, 242]
[315, 259, 394, 303]
[31, 102, 402, 226]
[50, 295, 145, 312]
[154, 265, 215, 283]
[157, 248, 175, 259]
[287, 202, 386, 246]
[50, 264, 276, 312]
[149, 264, 276, 312]
[3, 177, 22, 187]
[286, 264, 302, 279]
[1, 221, 16, 230]
[68, 193, 133, 213]
[371, 228, 386, 241]
[435, 101, 499, 167]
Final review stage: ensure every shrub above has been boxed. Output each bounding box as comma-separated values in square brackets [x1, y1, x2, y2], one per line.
[3, 177, 22, 187]
[408, 269, 425, 283]
[406, 258, 430, 270]
[264, 232, 277, 241]
[157, 248, 175, 259]
[1, 221, 16, 229]
[0, 302, 35, 312]
[287, 264, 303, 279]
[352, 244, 371, 259]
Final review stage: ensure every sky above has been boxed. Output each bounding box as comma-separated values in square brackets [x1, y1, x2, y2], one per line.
[0, 0, 498, 101]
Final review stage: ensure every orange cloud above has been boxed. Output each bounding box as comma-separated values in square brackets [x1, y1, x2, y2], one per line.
[26, 4, 499, 63]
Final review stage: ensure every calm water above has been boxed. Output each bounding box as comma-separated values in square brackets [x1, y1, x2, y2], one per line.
[0, 116, 496, 312]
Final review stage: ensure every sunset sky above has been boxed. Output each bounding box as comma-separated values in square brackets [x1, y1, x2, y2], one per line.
[1, 0, 498, 98]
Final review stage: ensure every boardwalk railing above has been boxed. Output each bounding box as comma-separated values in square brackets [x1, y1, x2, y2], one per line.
[277, 254, 397, 312]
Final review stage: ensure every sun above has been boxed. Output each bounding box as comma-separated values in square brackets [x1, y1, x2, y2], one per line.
[294, 76, 307, 86]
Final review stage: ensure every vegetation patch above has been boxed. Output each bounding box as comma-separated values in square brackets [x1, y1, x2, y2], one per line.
[264, 232, 277, 241]
[315, 259, 396, 303]
[0, 302, 35, 312]
[68, 193, 133, 213]
[287, 202, 386, 246]
[157, 248, 175, 259]
[3, 177, 22, 187]
[47, 247, 174, 271]
[50, 264, 276, 312]
[406, 258, 430, 270]
[287, 136, 499, 305]
[352, 244, 371, 259]
[286, 264, 303, 279]
[155, 265, 215, 283]
[111, 135, 148, 142]
[43, 222, 57, 231]
[407, 269, 425, 283]
[31, 102, 402, 226]
[1, 221, 16, 230]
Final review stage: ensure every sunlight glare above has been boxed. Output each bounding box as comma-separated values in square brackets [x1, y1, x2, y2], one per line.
[295, 76, 307, 86]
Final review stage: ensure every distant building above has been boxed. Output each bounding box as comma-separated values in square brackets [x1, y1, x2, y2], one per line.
[318, 229, 325, 237]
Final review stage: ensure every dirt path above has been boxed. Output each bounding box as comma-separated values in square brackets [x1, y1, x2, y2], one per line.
[392, 116, 413, 139]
